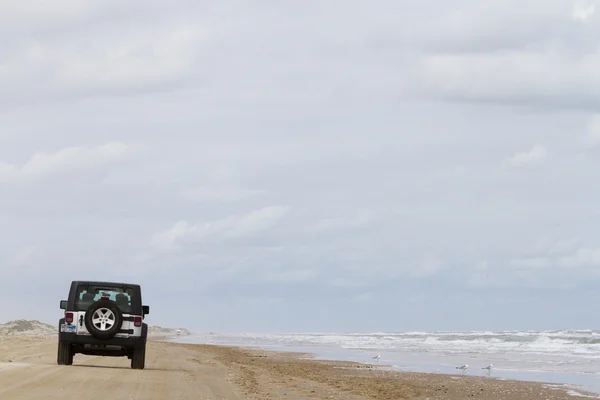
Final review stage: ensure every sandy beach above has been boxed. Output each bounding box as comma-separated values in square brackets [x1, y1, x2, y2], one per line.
[0, 336, 594, 399]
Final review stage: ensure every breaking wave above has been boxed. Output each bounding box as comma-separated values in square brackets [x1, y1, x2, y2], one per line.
[202, 330, 600, 360]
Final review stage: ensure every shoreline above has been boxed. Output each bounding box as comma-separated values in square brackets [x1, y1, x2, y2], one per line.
[167, 335, 600, 398]
[165, 339, 600, 399]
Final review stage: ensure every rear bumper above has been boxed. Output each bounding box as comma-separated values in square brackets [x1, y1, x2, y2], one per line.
[59, 332, 146, 349]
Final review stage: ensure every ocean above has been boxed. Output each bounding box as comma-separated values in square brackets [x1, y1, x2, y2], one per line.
[171, 330, 600, 397]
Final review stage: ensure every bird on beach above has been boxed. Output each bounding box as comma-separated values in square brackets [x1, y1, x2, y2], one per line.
[456, 364, 468, 374]
[482, 364, 493, 376]
[372, 355, 380, 362]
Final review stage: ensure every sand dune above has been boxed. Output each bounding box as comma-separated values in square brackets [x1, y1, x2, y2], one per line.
[0, 319, 189, 338]
[0, 320, 56, 336]
[147, 325, 192, 337]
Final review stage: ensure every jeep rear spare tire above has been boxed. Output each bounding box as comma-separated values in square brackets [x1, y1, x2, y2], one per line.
[84, 299, 123, 340]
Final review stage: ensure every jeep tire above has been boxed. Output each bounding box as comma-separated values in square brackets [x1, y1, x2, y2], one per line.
[84, 299, 123, 340]
[57, 340, 73, 365]
[131, 346, 145, 369]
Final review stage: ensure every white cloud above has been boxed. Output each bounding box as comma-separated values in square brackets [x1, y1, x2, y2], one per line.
[414, 50, 600, 106]
[152, 220, 198, 252]
[151, 205, 290, 252]
[307, 211, 380, 234]
[0, 0, 95, 28]
[464, 260, 491, 288]
[509, 257, 551, 270]
[556, 237, 582, 251]
[572, 2, 596, 21]
[53, 23, 205, 92]
[260, 269, 318, 284]
[224, 206, 291, 238]
[533, 235, 581, 253]
[560, 247, 600, 267]
[10, 246, 35, 267]
[510, 247, 600, 269]
[348, 292, 375, 304]
[206, 165, 237, 182]
[0, 142, 135, 182]
[411, 257, 445, 278]
[0, 3, 219, 104]
[407, 1, 600, 108]
[508, 145, 547, 167]
[584, 114, 600, 148]
[330, 278, 373, 289]
[179, 186, 266, 203]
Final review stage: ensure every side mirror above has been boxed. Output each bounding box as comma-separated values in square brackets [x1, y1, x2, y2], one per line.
[60, 300, 67, 310]
[142, 305, 150, 316]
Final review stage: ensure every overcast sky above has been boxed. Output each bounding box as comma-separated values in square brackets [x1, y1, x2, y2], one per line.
[2, 0, 600, 333]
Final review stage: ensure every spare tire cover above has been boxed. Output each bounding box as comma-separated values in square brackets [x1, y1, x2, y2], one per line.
[84, 299, 123, 340]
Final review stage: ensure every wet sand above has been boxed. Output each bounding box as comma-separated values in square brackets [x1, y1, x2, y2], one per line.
[0, 336, 594, 399]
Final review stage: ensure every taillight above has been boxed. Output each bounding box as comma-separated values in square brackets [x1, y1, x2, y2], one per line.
[65, 312, 74, 324]
[133, 316, 142, 327]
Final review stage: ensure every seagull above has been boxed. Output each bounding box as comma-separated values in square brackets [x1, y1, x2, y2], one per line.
[482, 364, 493, 376]
[456, 364, 469, 374]
[372, 355, 381, 361]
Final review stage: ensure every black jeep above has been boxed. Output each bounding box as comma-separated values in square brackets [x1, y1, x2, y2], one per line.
[57, 281, 150, 369]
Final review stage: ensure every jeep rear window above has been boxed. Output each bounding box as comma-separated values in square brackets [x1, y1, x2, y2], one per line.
[75, 286, 134, 314]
